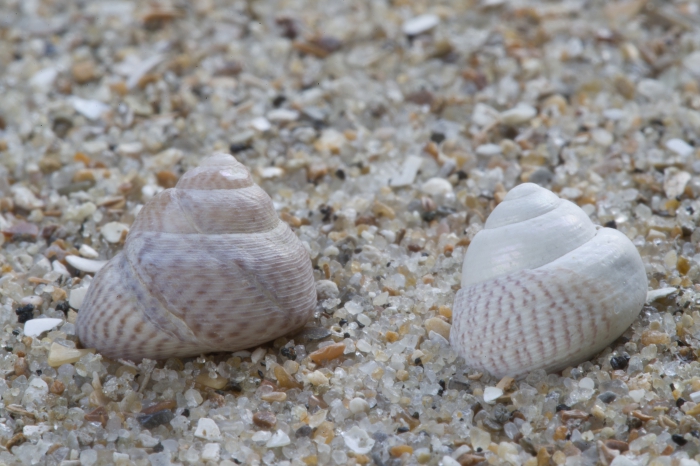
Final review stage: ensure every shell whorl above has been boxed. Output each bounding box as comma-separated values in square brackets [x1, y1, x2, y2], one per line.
[462, 183, 597, 287]
[451, 183, 647, 378]
[76, 153, 317, 361]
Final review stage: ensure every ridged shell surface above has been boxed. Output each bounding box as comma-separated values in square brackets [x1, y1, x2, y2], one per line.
[76, 153, 317, 361]
[450, 183, 647, 378]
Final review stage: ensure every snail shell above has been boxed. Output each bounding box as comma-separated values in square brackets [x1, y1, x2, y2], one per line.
[450, 183, 647, 378]
[76, 153, 317, 361]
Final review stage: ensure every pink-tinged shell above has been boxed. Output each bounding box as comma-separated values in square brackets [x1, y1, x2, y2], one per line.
[450, 183, 647, 378]
[76, 153, 316, 361]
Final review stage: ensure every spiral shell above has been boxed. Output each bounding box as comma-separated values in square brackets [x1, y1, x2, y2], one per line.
[450, 183, 647, 378]
[76, 153, 317, 361]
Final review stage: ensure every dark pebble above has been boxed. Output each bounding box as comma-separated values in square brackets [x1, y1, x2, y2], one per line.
[55, 302, 70, 314]
[280, 347, 296, 361]
[555, 404, 571, 412]
[672, 434, 688, 446]
[626, 417, 643, 429]
[676, 398, 686, 408]
[430, 132, 445, 144]
[598, 392, 617, 404]
[15, 304, 35, 324]
[137, 410, 174, 429]
[272, 95, 286, 107]
[492, 404, 510, 424]
[225, 381, 242, 392]
[229, 143, 250, 153]
[295, 425, 312, 438]
[152, 443, 164, 453]
[397, 426, 409, 433]
[610, 355, 630, 370]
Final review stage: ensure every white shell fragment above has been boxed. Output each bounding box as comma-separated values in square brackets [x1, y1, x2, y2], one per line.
[483, 386, 504, 403]
[79, 244, 100, 258]
[476, 143, 502, 156]
[250, 116, 272, 132]
[665, 138, 694, 157]
[30, 67, 58, 91]
[65, 255, 107, 273]
[69, 285, 90, 310]
[24, 318, 63, 337]
[499, 103, 537, 125]
[646, 287, 677, 303]
[390, 155, 423, 187]
[451, 183, 648, 378]
[75, 153, 317, 361]
[343, 426, 375, 454]
[70, 97, 110, 120]
[402, 14, 439, 36]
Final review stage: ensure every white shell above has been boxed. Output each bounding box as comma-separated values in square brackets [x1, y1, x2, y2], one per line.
[76, 153, 317, 361]
[450, 183, 647, 378]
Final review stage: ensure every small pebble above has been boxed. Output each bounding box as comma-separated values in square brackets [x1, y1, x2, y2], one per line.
[266, 430, 291, 448]
[261, 391, 287, 402]
[194, 418, 221, 440]
[195, 372, 228, 390]
[424, 317, 451, 340]
[253, 411, 277, 428]
[201, 443, 220, 461]
[309, 343, 345, 363]
[307, 370, 329, 386]
[316, 280, 339, 300]
[138, 410, 174, 429]
[348, 397, 370, 414]
[47, 343, 94, 367]
[598, 391, 617, 404]
[421, 177, 453, 196]
[641, 330, 670, 346]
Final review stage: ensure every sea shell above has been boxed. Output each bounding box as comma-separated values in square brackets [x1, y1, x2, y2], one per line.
[450, 183, 647, 378]
[76, 153, 317, 361]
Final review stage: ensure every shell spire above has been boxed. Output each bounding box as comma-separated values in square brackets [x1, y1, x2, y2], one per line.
[76, 153, 317, 361]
